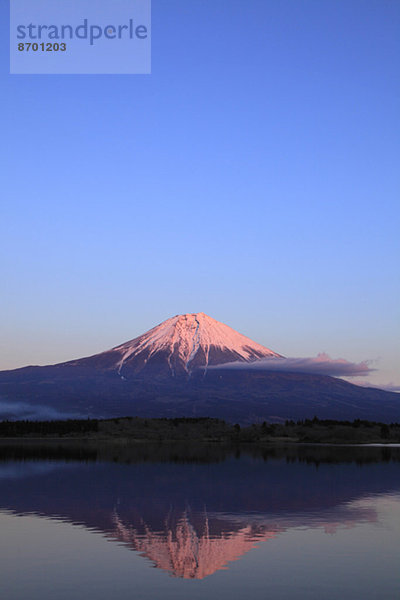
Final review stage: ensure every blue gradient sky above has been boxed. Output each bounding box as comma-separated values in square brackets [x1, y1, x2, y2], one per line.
[1, 0, 399, 388]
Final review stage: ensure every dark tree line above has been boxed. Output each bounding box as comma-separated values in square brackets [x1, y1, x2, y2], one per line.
[0, 418, 99, 437]
[0, 415, 399, 443]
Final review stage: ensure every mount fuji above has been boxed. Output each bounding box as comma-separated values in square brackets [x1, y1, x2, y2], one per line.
[65, 312, 282, 378]
[0, 313, 399, 423]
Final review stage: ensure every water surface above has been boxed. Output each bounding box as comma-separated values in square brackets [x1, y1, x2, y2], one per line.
[1, 443, 399, 599]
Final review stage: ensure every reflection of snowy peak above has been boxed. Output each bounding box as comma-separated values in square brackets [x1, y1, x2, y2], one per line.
[112, 511, 279, 579]
[110, 503, 376, 580]
[71, 312, 281, 377]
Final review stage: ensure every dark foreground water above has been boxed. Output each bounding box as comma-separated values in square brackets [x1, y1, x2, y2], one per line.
[0, 442, 399, 600]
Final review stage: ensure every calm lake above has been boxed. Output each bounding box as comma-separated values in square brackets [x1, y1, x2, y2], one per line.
[1, 443, 399, 600]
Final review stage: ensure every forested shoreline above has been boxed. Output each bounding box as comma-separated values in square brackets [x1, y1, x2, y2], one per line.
[0, 416, 399, 444]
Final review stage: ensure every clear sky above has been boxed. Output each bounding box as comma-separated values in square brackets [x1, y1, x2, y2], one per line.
[1, 0, 399, 389]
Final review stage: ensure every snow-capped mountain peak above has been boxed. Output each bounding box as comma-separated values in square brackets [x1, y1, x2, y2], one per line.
[110, 312, 281, 377]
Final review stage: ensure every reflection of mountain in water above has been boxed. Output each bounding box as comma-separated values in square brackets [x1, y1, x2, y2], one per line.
[112, 511, 277, 579]
[109, 501, 379, 579]
[0, 445, 399, 579]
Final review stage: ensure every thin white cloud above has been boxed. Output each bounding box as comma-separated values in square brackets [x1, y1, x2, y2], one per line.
[378, 383, 400, 393]
[209, 353, 374, 377]
[350, 381, 400, 393]
[0, 400, 86, 421]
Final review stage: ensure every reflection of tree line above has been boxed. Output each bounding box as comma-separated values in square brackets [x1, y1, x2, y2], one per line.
[0, 439, 399, 465]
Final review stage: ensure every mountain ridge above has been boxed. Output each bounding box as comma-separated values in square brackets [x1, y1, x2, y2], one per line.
[0, 312, 399, 423]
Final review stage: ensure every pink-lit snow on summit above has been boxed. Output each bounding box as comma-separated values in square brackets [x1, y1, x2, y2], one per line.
[110, 312, 281, 376]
